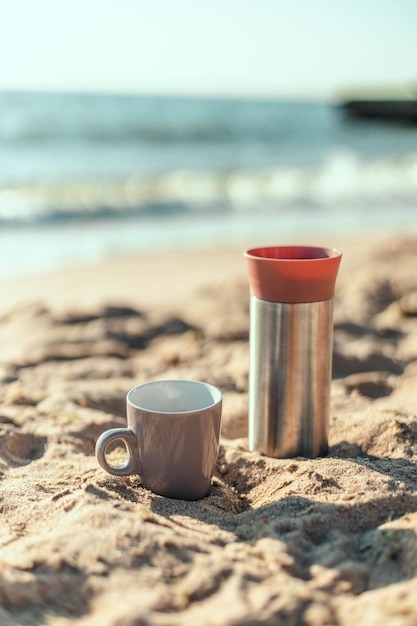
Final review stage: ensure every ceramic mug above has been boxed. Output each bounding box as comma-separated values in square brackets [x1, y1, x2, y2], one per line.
[95, 379, 222, 500]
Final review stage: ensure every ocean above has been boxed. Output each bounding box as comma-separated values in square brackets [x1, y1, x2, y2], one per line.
[1, 90, 417, 279]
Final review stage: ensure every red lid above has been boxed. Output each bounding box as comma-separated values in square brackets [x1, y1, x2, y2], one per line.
[244, 245, 342, 303]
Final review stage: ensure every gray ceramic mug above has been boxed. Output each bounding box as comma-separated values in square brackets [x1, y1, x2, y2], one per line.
[95, 379, 222, 500]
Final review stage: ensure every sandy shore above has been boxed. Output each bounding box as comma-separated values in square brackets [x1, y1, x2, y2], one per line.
[1, 233, 417, 625]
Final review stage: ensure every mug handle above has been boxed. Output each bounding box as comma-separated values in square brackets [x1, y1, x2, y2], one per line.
[95, 428, 140, 476]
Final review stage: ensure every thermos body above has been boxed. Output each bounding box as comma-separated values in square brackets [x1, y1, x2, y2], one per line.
[248, 296, 333, 458]
[244, 245, 342, 459]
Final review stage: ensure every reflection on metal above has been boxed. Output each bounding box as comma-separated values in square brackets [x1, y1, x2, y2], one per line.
[248, 296, 333, 458]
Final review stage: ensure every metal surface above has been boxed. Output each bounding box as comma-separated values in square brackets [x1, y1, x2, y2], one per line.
[249, 296, 334, 458]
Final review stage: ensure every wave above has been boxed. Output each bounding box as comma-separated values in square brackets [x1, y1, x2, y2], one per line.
[1, 151, 417, 227]
[0, 119, 298, 145]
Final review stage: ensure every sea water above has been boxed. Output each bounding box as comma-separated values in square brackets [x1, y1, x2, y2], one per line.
[1, 91, 417, 278]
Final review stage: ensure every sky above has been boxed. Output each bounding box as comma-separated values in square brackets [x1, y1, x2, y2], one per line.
[0, 0, 416, 99]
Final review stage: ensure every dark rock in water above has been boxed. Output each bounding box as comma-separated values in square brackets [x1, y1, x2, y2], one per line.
[340, 99, 417, 125]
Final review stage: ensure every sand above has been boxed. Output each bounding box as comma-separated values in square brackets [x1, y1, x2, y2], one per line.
[1, 234, 417, 625]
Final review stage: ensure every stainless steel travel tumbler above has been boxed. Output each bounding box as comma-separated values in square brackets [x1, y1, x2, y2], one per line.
[244, 245, 342, 458]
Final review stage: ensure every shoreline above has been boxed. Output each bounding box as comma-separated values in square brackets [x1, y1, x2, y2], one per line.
[3, 214, 417, 285]
[0, 230, 391, 314]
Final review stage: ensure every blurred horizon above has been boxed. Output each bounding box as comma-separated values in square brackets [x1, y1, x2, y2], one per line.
[0, 85, 416, 103]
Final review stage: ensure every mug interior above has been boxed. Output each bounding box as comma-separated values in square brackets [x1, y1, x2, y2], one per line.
[245, 245, 340, 261]
[128, 380, 222, 414]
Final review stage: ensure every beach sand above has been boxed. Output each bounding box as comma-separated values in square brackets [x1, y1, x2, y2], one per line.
[1, 233, 417, 625]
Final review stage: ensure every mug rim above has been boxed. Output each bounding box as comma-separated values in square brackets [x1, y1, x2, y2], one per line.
[127, 379, 223, 415]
